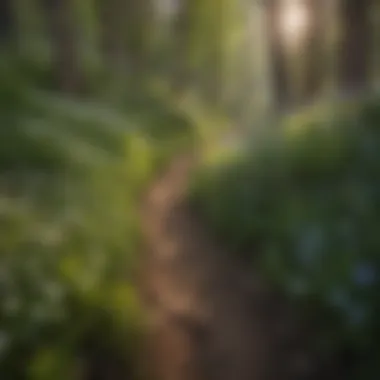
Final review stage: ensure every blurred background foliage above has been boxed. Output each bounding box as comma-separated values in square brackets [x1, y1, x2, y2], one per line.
[1, 0, 380, 379]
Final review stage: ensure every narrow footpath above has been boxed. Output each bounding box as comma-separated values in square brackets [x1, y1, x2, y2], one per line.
[138, 154, 331, 380]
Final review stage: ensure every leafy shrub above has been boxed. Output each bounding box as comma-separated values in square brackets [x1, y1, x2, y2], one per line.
[190, 96, 380, 377]
[0, 80, 195, 379]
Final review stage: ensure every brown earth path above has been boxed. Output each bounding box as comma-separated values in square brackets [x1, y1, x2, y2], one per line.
[138, 154, 330, 380]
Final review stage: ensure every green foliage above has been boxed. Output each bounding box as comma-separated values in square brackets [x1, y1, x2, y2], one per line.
[190, 96, 380, 377]
[0, 69, 195, 379]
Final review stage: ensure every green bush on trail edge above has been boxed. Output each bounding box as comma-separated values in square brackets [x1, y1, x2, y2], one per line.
[190, 96, 380, 378]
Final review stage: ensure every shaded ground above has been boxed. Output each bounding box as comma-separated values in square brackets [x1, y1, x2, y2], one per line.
[138, 154, 337, 380]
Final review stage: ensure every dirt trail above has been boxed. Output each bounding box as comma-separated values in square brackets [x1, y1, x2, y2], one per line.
[138, 155, 322, 380]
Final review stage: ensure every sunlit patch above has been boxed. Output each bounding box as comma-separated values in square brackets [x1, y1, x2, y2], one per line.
[280, 0, 309, 46]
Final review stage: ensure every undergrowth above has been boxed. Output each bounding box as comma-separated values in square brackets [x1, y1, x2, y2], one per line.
[0, 59, 196, 379]
[190, 95, 380, 379]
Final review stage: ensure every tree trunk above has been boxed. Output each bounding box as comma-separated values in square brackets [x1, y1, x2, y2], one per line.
[267, 0, 289, 110]
[371, 0, 380, 89]
[0, 0, 13, 47]
[45, 0, 80, 93]
[304, 0, 324, 102]
[96, 0, 127, 81]
[339, 0, 372, 93]
[321, 0, 341, 97]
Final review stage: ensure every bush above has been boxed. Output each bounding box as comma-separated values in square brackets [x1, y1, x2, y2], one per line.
[0, 80, 195, 379]
[190, 96, 380, 378]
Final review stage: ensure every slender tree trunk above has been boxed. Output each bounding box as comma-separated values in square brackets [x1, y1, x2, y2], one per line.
[321, 0, 341, 97]
[46, 0, 80, 93]
[96, 0, 127, 81]
[371, 0, 380, 90]
[0, 0, 13, 48]
[281, 0, 310, 107]
[339, 0, 372, 93]
[304, 0, 324, 102]
[96, 0, 155, 95]
[267, 0, 289, 110]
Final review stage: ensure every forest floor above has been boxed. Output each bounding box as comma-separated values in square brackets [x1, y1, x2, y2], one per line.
[138, 154, 340, 380]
